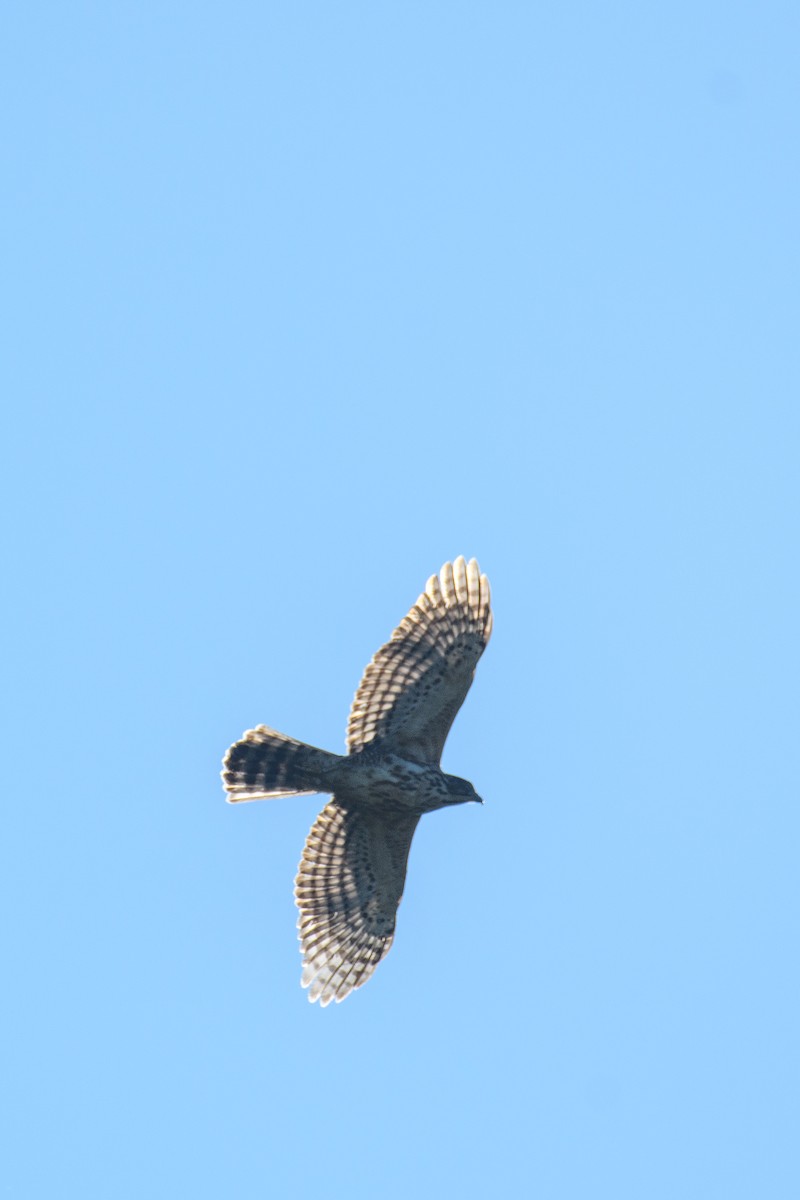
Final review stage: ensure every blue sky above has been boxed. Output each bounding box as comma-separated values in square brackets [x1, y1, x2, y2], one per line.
[3, 3, 799, 1197]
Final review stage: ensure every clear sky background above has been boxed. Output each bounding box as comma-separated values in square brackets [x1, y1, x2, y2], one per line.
[3, 3, 799, 1197]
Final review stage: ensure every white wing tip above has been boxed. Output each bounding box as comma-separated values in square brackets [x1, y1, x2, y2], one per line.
[301, 958, 356, 1006]
[434, 558, 491, 621]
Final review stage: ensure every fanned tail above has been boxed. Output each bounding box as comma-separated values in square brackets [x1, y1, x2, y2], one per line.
[222, 726, 342, 803]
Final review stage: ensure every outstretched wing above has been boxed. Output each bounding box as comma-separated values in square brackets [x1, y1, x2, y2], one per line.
[346, 557, 492, 764]
[295, 801, 420, 1006]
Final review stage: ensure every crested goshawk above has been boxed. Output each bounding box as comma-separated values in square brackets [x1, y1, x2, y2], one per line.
[222, 557, 492, 1005]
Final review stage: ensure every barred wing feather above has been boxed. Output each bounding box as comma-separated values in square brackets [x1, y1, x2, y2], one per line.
[346, 557, 492, 764]
[295, 802, 420, 1005]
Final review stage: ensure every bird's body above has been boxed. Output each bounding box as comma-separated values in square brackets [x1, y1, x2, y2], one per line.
[227, 730, 478, 815]
[328, 752, 477, 814]
[222, 556, 492, 1005]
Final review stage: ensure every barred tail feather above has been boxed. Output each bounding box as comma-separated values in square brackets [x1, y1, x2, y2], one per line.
[222, 725, 342, 803]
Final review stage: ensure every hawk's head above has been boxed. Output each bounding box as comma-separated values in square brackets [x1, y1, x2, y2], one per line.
[442, 773, 483, 806]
